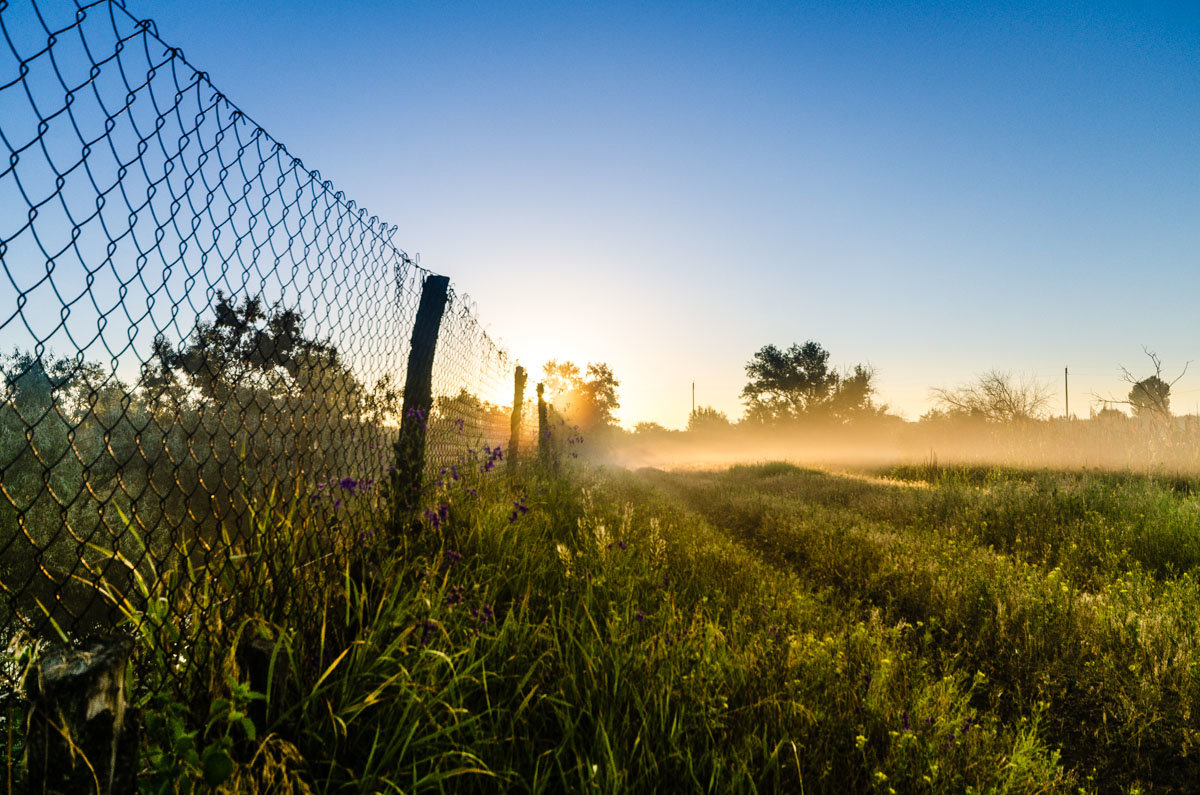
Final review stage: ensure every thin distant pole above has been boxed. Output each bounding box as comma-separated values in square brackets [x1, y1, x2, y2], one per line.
[1064, 367, 1069, 419]
[692, 382, 695, 418]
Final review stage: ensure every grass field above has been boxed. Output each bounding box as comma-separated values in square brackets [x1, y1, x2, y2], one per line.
[628, 463, 1200, 793]
[11, 459, 1200, 793]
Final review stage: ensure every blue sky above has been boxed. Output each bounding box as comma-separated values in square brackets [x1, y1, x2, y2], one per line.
[25, 0, 1200, 424]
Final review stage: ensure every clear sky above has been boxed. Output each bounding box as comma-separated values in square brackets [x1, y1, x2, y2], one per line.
[117, 1, 1200, 425]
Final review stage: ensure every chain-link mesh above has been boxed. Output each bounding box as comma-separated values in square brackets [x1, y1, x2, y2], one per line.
[0, 0, 533, 711]
[429, 289, 533, 467]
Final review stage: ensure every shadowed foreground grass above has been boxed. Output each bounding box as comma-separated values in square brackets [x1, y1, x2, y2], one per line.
[24, 459, 1200, 792]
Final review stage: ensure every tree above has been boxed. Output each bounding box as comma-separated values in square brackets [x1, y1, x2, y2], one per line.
[687, 405, 730, 431]
[541, 360, 620, 431]
[1122, 349, 1188, 420]
[143, 292, 393, 528]
[146, 292, 348, 403]
[741, 341, 877, 423]
[435, 388, 507, 435]
[1092, 349, 1190, 421]
[929, 370, 1050, 423]
[1129, 376, 1171, 418]
[633, 421, 669, 435]
[1091, 406, 1127, 422]
[826, 364, 880, 420]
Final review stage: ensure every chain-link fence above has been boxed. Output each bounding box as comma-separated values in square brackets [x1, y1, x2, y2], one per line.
[0, 0, 538, 737]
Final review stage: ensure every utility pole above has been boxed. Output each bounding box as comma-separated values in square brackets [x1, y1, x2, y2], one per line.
[1064, 367, 1069, 419]
[691, 382, 695, 422]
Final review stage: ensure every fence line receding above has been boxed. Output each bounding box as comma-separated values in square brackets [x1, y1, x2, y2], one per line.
[0, 0, 537, 720]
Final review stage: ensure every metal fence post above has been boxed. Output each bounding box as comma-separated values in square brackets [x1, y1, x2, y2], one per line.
[25, 638, 138, 794]
[392, 274, 450, 529]
[508, 366, 527, 469]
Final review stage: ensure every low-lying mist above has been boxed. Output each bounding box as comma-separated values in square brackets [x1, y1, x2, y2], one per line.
[595, 414, 1200, 476]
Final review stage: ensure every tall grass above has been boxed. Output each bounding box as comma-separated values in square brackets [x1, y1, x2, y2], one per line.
[644, 463, 1200, 792]
[6, 457, 1077, 792]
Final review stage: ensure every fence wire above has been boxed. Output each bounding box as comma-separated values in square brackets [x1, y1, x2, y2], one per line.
[0, 0, 532, 712]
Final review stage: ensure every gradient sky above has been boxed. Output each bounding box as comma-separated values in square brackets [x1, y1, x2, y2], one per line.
[127, 0, 1198, 426]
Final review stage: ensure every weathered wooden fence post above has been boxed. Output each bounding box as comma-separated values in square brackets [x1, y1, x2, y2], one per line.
[508, 366, 527, 469]
[392, 274, 450, 531]
[25, 638, 138, 794]
[537, 382, 550, 466]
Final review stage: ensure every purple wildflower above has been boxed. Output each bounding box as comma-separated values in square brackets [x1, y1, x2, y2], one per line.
[635, 610, 645, 622]
[508, 500, 530, 522]
[425, 503, 452, 530]
[468, 604, 495, 636]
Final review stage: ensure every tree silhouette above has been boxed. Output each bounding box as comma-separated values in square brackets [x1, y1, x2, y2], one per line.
[741, 341, 877, 423]
[687, 405, 731, 431]
[1117, 349, 1189, 420]
[930, 370, 1051, 423]
[541, 360, 620, 431]
[146, 292, 342, 402]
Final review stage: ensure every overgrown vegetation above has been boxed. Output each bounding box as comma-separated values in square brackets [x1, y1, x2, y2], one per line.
[25, 456, 1200, 791]
[643, 463, 1200, 792]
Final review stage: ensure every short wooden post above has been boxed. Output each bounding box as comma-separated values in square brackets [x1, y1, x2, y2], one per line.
[392, 274, 450, 529]
[537, 382, 550, 466]
[25, 638, 138, 794]
[508, 366, 527, 469]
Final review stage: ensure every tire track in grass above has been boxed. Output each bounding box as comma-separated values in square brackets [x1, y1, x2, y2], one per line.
[637, 466, 1200, 793]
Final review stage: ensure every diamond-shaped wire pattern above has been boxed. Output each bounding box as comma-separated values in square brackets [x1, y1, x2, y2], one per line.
[0, 0, 530, 710]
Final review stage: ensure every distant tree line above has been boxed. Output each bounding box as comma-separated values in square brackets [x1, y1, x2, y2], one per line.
[617, 341, 1194, 438]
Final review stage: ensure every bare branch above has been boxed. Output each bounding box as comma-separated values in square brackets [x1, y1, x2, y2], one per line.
[1109, 348, 1190, 419]
[930, 370, 1050, 422]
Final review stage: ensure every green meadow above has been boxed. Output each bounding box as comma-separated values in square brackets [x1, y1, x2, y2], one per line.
[12, 458, 1200, 793]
